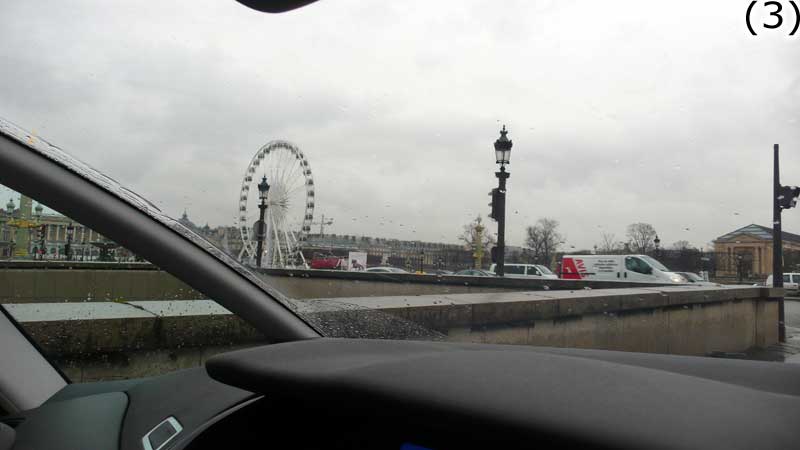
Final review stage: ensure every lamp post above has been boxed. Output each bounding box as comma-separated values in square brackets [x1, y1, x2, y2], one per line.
[65, 222, 74, 261]
[4, 200, 14, 259]
[492, 125, 512, 277]
[33, 204, 42, 259]
[654, 235, 661, 256]
[2, 200, 11, 258]
[737, 254, 744, 282]
[255, 176, 270, 268]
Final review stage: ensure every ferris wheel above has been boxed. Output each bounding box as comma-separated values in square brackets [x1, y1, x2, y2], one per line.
[237, 140, 314, 267]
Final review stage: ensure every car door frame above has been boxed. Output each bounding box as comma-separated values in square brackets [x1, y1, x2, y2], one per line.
[624, 256, 653, 282]
[0, 123, 321, 412]
[525, 265, 542, 278]
[0, 127, 321, 407]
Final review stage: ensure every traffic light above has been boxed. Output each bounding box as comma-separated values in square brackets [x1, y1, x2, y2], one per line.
[488, 188, 502, 221]
[778, 185, 800, 210]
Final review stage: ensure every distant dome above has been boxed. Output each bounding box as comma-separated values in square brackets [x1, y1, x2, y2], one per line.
[178, 210, 198, 231]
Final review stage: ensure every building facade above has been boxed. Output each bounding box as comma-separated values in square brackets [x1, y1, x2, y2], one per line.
[1, 194, 124, 260]
[176, 211, 244, 260]
[713, 224, 800, 279]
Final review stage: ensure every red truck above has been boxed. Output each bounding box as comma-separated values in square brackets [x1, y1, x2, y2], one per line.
[309, 254, 344, 270]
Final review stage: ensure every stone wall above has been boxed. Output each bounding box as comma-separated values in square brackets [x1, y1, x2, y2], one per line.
[0, 266, 671, 303]
[300, 286, 781, 355]
[3, 285, 780, 382]
[0, 268, 204, 302]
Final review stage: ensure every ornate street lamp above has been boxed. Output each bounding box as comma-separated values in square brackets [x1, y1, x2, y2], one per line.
[492, 125, 512, 276]
[255, 176, 270, 268]
[495, 125, 512, 166]
[736, 254, 744, 282]
[32, 204, 43, 259]
[4, 200, 18, 259]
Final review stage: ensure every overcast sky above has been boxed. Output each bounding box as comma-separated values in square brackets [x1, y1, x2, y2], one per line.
[1, 0, 799, 251]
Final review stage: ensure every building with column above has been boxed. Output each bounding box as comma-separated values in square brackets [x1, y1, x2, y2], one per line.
[713, 224, 800, 279]
[1, 193, 120, 260]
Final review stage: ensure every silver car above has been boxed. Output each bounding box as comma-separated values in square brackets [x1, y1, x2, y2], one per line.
[488, 263, 558, 279]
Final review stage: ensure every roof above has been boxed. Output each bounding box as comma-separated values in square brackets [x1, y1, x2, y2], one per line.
[715, 224, 800, 244]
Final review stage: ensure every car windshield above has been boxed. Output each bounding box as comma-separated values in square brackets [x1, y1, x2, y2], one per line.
[640, 255, 670, 272]
[1, 0, 798, 383]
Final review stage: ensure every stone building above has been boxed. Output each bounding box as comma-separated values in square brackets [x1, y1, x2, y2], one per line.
[1, 194, 122, 260]
[176, 211, 244, 259]
[713, 224, 800, 279]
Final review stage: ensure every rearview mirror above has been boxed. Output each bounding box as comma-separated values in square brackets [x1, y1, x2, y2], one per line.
[236, 0, 318, 13]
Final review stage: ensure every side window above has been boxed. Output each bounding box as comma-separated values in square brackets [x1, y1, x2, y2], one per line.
[505, 265, 525, 275]
[784, 274, 791, 283]
[526, 267, 541, 276]
[0, 186, 265, 382]
[625, 257, 651, 275]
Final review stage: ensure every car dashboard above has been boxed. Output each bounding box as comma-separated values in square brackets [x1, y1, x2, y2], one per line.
[4, 339, 800, 450]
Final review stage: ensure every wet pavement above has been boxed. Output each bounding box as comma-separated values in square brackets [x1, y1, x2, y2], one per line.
[717, 299, 800, 363]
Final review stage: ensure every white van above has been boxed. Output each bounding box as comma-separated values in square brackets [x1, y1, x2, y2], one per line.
[561, 255, 687, 283]
[765, 273, 800, 294]
[489, 263, 558, 279]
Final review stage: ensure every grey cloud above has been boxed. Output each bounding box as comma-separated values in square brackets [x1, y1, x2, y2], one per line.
[1, 0, 800, 252]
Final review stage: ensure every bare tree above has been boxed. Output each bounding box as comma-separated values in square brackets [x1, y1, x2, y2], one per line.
[671, 240, 692, 251]
[459, 215, 495, 269]
[597, 232, 621, 254]
[525, 218, 563, 267]
[626, 223, 658, 253]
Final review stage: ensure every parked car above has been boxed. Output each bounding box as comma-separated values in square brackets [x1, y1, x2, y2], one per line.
[561, 254, 687, 283]
[765, 273, 800, 294]
[488, 263, 558, 279]
[453, 269, 495, 277]
[430, 269, 453, 275]
[364, 266, 408, 273]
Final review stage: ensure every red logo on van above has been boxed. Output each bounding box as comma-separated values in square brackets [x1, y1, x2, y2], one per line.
[562, 257, 586, 279]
